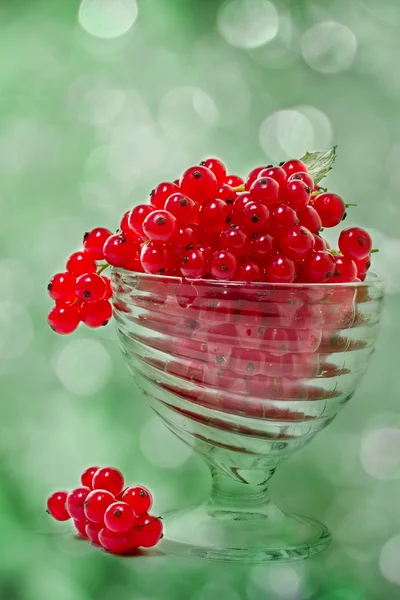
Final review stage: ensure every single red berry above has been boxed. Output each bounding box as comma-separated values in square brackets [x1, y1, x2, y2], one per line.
[92, 467, 124, 496]
[354, 254, 371, 281]
[297, 204, 322, 234]
[48, 305, 80, 334]
[104, 501, 136, 534]
[81, 466, 100, 490]
[258, 166, 287, 192]
[142, 210, 176, 242]
[339, 227, 372, 261]
[83, 227, 113, 260]
[281, 179, 311, 210]
[332, 254, 357, 282]
[84, 489, 115, 524]
[66, 251, 97, 276]
[180, 248, 205, 279]
[121, 486, 153, 515]
[48, 272, 77, 302]
[249, 177, 279, 208]
[119, 211, 130, 236]
[224, 174, 244, 188]
[164, 193, 197, 224]
[219, 225, 249, 258]
[281, 159, 308, 177]
[67, 487, 91, 521]
[173, 224, 200, 250]
[196, 244, 213, 275]
[211, 250, 237, 280]
[312, 193, 346, 228]
[313, 234, 328, 251]
[288, 171, 314, 190]
[302, 251, 336, 282]
[279, 226, 315, 261]
[128, 205, 154, 236]
[86, 521, 102, 545]
[180, 166, 217, 204]
[134, 514, 163, 548]
[75, 273, 107, 303]
[74, 519, 88, 538]
[150, 182, 179, 209]
[198, 199, 230, 233]
[140, 241, 173, 274]
[265, 253, 296, 283]
[241, 201, 269, 235]
[238, 261, 263, 282]
[102, 276, 112, 300]
[245, 166, 267, 190]
[249, 233, 274, 262]
[80, 299, 112, 328]
[215, 183, 237, 206]
[98, 527, 137, 554]
[269, 204, 299, 234]
[200, 157, 226, 184]
[103, 234, 139, 269]
[231, 192, 252, 223]
[47, 491, 70, 521]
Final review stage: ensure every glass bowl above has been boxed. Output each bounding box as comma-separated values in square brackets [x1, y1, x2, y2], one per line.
[111, 270, 384, 563]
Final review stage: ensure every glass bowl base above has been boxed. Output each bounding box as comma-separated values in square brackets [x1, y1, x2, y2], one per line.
[159, 501, 331, 563]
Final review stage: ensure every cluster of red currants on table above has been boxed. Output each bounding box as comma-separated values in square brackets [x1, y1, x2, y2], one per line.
[46, 466, 163, 555]
[47, 149, 375, 335]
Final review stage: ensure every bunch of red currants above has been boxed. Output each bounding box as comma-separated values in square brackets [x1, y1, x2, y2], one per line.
[47, 466, 163, 555]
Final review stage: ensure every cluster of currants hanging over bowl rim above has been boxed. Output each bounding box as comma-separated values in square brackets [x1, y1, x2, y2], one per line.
[47, 147, 376, 335]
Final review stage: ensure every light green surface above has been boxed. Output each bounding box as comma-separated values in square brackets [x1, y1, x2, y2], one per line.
[1, 0, 400, 598]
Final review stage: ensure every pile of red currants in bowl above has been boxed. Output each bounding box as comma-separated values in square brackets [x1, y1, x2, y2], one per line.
[47, 147, 375, 335]
[47, 466, 163, 555]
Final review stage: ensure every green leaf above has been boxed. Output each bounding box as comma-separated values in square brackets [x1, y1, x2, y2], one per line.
[300, 146, 337, 184]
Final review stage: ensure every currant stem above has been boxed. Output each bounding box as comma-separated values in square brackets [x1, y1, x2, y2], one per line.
[233, 185, 245, 193]
[97, 263, 110, 275]
[370, 248, 380, 253]
[345, 203, 357, 207]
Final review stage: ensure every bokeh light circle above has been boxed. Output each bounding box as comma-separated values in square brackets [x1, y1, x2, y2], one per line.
[0, 301, 34, 360]
[380, 534, 400, 585]
[302, 21, 357, 74]
[140, 415, 193, 469]
[361, 426, 400, 480]
[78, 0, 138, 40]
[218, 0, 279, 49]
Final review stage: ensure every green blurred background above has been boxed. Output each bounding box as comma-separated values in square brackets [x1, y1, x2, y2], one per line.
[1, 0, 400, 598]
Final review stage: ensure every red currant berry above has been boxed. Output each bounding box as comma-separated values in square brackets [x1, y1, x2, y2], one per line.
[219, 225, 249, 258]
[241, 201, 269, 235]
[140, 241, 173, 274]
[269, 204, 299, 234]
[180, 248, 205, 278]
[313, 234, 328, 251]
[84, 490, 115, 524]
[83, 228, 113, 260]
[119, 211, 130, 236]
[134, 515, 163, 548]
[48, 305, 80, 334]
[81, 466, 99, 490]
[196, 244, 213, 275]
[74, 519, 88, 537]
[231, 192, 252, 223]
[224, 174, 244, 188]
[258, 166, 287, 192]
[281, 159, 308, 177]
[142, 210, 176, 242]
[104, 501, 136, 534]
[215, 183, 237, 206]
[86, 521, 102, 545]
[48, 272, 77, 302]
[338, 227, 372, 260]
[245, 166, 267, 190]
[75, 273, 107, 303]
[121, 486, 153, 515]
[249, 177, 279, 208]
[173, 224, 200, 250]
[281, 179, 311, 210]
[164, 193, 197, 224]
[297, 205, 322, 234]
[249, 233, 274, 262]
[66, 251, 97, 276]
[67, 487, 91, 521]
[288, 171, 314, 190]
[200, 157, 226, 184]
[102, 276, 112, 300]
[150, 182, 179, 209]
[354, 255, 371, 280]
[80, 299, 112, 328]
[98, 528, 135, 554]
[92, 467, 124, 496]
[279, 226, 315, 261]
[265, 254, 296, 283]
[180, 166, 217, 204]
[198, 199, 230, 233]
[211, 250, 237, 280]
[332, 255, 357, 282]
[312, 193, 346, 227]
[302, 251, 336, 283]
[128, 205, 153, 236]
[103, 234, 138, 268]
[238, 261, 263, 282]
[47, 491, 70, 521]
